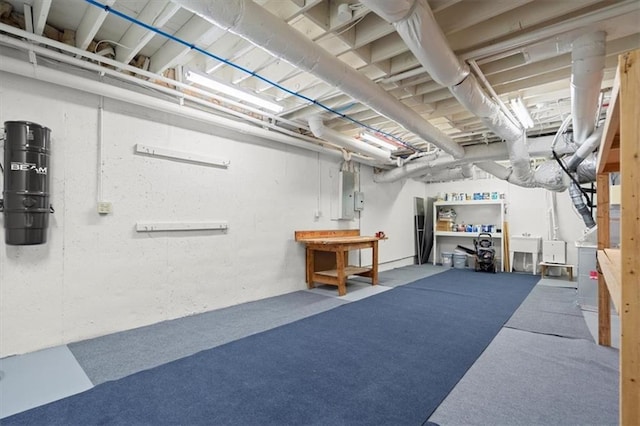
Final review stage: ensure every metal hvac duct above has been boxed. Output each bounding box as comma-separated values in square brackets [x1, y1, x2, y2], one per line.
[361, 0, 607, 192]
[571, 32, 606, 144]
[170, 0, 465, 159]
[361, 0, 540, 187]
[307, 116, 392, 164]
[417, 164, 473, 183]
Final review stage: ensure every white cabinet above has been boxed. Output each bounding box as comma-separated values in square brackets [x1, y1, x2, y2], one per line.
[432, 200, 505, 271]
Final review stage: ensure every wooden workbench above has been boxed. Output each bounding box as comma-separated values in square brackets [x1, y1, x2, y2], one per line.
[294, 229, 381, 296]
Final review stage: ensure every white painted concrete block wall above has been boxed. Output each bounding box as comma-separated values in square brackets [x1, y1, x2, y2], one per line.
[0, 72, 420, 357]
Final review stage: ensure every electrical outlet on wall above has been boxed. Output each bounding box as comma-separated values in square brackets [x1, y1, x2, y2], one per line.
[97, 201, 112, 215]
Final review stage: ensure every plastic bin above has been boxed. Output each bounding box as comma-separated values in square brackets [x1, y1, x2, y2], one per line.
[442, 252, 453, 267]
[453, 253, 467, 269]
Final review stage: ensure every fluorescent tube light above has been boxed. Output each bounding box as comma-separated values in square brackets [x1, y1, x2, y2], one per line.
[510, 98, 534, 129]
[185, 70, 284, 113]
[360, 132, 399, 151]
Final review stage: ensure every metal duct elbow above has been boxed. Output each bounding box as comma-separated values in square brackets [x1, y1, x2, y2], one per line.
[576, 153, 597, 183]
[307, 116, 392, 163]
[565, 127, 604, 171]
[533, 161, 568, 192]
[571, 32, 606, 144]
[569, 181, 596, 228]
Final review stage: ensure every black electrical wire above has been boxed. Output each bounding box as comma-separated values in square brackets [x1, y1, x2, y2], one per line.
[551, 149, 593, 208]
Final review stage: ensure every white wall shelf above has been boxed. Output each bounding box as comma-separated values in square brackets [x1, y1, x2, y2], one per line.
[433, 200, 505, 271]
[135, 143, 230, 168]
[136, 221, 228, 232]
[435, 231, 503, 238]
[434, 199, 503, 206]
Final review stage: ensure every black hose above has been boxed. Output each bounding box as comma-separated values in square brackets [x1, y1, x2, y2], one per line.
[551, 149, 593, 208]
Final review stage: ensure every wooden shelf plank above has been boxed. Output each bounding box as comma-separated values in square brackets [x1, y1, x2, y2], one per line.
[295, 229, 359, 241]
[597, 62, 621, 175]
[597, 249, 621, 313]
[619, 49, 640, 426]
[316, 266, 371, 278]
[596, 49, 640, 426]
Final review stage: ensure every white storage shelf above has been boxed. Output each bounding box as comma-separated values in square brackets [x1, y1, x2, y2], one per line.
[435, 231, 503, 238]
[433, 200, 505, 271]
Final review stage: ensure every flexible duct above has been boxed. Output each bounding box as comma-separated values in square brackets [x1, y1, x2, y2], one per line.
[571, 32, 606, 144]
[171, 0, 465, 159]
[361, 0, 538, 186]
[477, 158, 574, 194]
[576, 153, 597, 183]
[565, 127, 603, 171]
[307, 116, 392, 164]
[374, 135, 573, 183]
[569, 181, 596, 228]
[418, 164, 472, 183]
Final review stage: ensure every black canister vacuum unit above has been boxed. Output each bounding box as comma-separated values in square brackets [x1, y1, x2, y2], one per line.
[1, 121, 53, 245]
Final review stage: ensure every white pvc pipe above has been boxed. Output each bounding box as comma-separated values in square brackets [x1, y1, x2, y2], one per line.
[171, 0, 465, 159]
[308, 117, 392, 164]
[0, 23, 307, 132]
[0, 54, 359, 163]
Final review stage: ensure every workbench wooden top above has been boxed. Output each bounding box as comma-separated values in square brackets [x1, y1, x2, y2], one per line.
[296, 235, 380, 244]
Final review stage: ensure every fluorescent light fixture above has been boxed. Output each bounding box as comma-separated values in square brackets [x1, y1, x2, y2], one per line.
[510, 97, 534, 129]
[185, 70, 284, 113]
[360, 132, 399, 151]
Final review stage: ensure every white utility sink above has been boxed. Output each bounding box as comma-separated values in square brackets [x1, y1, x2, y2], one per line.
[510, 235, 542, 274]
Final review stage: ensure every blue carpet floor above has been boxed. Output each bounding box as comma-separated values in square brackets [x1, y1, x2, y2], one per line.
[4, 269, 538, 425]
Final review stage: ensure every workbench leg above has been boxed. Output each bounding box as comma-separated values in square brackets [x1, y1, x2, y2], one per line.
[372, 240, 379, 286]
[336, 250, 346, 296]
[306, 247, 315, 289]
[568, 266, 573, 281]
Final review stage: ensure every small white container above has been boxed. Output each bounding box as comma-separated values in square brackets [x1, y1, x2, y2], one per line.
[442, 252, 453, 267]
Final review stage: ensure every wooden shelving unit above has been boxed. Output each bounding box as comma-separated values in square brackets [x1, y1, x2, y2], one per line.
[596, 49, 639, 425]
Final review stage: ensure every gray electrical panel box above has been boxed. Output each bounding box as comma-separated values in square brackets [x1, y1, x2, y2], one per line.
[354, 191, 364, 211]
[339, 170, 355, 220]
